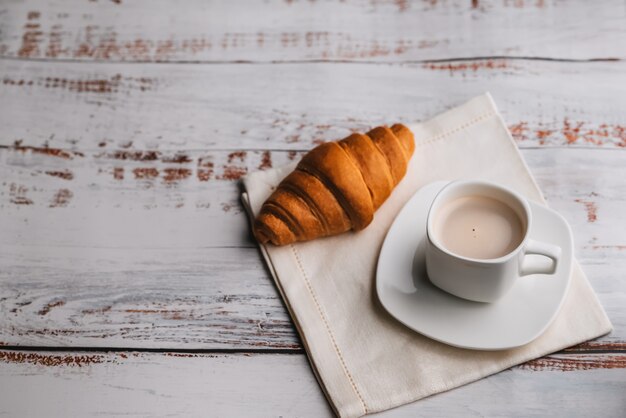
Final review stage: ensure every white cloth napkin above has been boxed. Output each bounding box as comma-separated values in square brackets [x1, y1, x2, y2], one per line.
[241, 93, 612, 417]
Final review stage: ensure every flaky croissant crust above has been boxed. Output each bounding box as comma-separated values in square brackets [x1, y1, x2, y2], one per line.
[254, 124, 415, 245]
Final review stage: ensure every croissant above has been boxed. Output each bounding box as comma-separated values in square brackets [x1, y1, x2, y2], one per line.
[254, 124, 415, 245]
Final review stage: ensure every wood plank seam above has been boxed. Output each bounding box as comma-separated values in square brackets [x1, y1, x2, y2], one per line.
[1, 349, 624, 372]
[0, 345, 625, 355]
[0, 55, 623, 66]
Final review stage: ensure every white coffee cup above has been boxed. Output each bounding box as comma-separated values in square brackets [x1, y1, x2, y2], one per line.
[425, 180, 561, 303]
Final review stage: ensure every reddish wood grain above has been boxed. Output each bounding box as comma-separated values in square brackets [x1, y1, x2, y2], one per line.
[37, 300, 65, 316]
[2, 74, 154, 93]
[575, 199, 598, 223]
[520, 355, 626, 372]
[1, 349, 623, 373]
[508, 120, 626, 148]
[4, 9, 449, 62]
[45, 170, 74, 180]
[1, 0, 624, 63]
[0, 350, 106, 367]
[3, 7, 455, 62]
[8, 141, 84, 159]
[564, 340, 626, 352]
[49, 188, 73, 207]
[1, 148, 293, 207]
[586, 245, 626, 251]
[2, 60, 625, 152]
[8, 183, 33, 205]
[0, 349, 623, 416]
[423, 59, 512, 72]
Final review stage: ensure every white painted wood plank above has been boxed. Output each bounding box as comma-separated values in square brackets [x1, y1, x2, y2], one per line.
[1, 0, 624, 62]
[2, 148, 623, 250]
[0, 148, 296, 248]
[1, 60, 625, 151]
[1, 148, 624, 348]
[0, 244, 622, 349]
[0, 247, 299, 349]
[0, 350, 624, 417]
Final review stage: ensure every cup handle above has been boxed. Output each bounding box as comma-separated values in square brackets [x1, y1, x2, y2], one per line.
[520, 239, 561, 276]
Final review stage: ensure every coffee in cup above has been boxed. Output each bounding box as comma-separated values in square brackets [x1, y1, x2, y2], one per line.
[432, 195, 525, 260]
[425, 180, 561, 303]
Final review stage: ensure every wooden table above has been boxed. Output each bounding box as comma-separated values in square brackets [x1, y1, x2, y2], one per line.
[1, 1, 625, 416]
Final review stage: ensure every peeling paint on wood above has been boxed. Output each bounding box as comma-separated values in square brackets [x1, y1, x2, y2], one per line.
[10, 24, 449, 62]
[8, 183, 33, 205]
[509, 120, 626, 147]
[0, 350, 105, 367]
[0, 244, 301, 349]
[2, 74, 153, 93]
[1, 348, 622, 372]
[564, 340, 626, 352]
[2, 60, 626, 152]
[196, 158, 214, 182]
[1, 144, 624, 220]
[423, 59, 511, 73]
[132, 167, 159, 179]
[162, 154, 193, 164]
[45, 170, 74, 180]
[0, 351, 624, 416]
[1, 0, 624, 62]
[586, 245, 626, 251]
[112, 167, 124, 180]
[258, 150, 272, 170]
[519, 355, 626, 371]
[227, 151, 247, 163]
[217, 165, 248, 181]
[575, 199, 598, 223]
[9, 142, 84, 160]
[221, 202, 243, 214]
[81, 306, 112, 315]
[5, 147, 264, 187]
[17, 10, 43, 58]
[99, 150, 160, 161]
[37, 300, 65, 316]
[162, 168, 192, 183]
[49, 188, 73, 207]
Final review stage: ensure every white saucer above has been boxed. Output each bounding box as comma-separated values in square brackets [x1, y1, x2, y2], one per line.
[376, 181, 574, 351]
